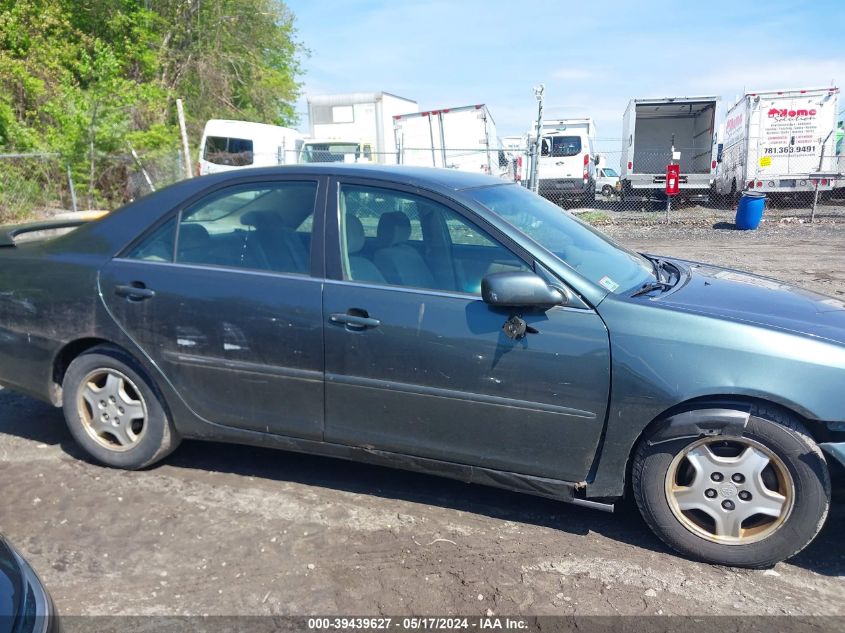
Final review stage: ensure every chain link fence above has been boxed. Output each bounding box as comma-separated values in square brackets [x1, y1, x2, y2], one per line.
[0, 153, 69, 224]
[280, 142, 844, 222]
[3, 138, 842, 226]
[0, 149, 186, 224]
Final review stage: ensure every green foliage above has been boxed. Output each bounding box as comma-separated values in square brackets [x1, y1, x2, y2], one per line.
[577, 211, 612, 225]
[0, 0, 304, 210]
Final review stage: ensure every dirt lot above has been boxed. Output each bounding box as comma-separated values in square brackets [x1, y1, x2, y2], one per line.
[1, 205, 844, 621]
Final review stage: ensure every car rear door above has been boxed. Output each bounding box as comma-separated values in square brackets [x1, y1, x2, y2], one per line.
[321, 178, 611, 482]
[99, 175, 327, 439]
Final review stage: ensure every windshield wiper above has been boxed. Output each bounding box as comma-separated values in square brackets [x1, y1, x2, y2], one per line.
[648, 256, 667, 283]
[631, 281, 674, 297]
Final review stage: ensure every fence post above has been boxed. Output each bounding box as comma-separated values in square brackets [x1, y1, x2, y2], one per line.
[66, 164, 78, 213]
[811, 129, 834, 223]
[176, 98, 193, 179]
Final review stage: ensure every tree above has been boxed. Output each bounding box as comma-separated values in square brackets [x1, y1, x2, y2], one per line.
[0, 0, 305, 211]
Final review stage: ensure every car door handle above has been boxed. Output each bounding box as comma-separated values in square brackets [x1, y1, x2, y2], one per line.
[329, 312, 380, 329]
[115, 283, 155, 301]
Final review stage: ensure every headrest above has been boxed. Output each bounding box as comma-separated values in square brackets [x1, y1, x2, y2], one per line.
[376, 212, 411, 247]
[241, 210, 283, 228]
[346, 214, 366, 254]
[178, 223, 210, 249]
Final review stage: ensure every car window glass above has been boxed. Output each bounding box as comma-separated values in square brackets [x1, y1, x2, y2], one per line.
[339, 184, 529, 295]
[203, 136, 254, 166]
[551, 136, 582, 157]
[469, 184, 652, 294]
[126, 217, 176, 262]
[175, 181, 318, 274]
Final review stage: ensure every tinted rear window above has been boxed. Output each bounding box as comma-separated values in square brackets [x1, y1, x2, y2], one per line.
[203, 136, 254, 166]
[550, 136, 582, 157]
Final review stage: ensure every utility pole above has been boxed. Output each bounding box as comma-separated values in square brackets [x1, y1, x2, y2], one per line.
[529, 84, 544, 193]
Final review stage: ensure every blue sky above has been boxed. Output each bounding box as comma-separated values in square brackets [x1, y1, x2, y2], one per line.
[287, 0, 844, 150]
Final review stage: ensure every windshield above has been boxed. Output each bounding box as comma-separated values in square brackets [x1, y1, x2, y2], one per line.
[602, 168, 618, 177]
[468, 184, 653, 294]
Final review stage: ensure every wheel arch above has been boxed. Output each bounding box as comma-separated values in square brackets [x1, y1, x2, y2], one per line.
[51, 337, 133, 406]
[620, 394, 830, 498]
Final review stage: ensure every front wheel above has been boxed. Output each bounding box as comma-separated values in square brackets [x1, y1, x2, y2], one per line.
[632, 406, 830, 567]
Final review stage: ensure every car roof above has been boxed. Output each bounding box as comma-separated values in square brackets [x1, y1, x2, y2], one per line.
[196, 164, 508, 192]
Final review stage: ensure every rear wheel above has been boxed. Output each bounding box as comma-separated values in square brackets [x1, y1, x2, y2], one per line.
[62, 345, 180, 469]
[632, 405, 830, 567]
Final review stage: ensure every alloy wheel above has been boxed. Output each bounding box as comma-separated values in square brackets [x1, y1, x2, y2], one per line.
[664, 437, 794, 545]
[77, 368, 148, 452]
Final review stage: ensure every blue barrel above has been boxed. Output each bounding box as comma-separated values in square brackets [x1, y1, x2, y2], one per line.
[735, 191, 766, 230]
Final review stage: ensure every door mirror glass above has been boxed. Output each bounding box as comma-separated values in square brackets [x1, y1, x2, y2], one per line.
[481, 271, 565, 308]
[594, 154, 601, 165]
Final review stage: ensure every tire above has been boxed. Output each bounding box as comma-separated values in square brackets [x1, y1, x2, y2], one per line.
[62, 345, 180, 469]
[632, 404, 830, 567]
[601, 185, 614, 199]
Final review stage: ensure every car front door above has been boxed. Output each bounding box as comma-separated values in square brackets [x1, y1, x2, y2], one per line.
[322, 180, 611, 482]
[99, 177, 326, 439]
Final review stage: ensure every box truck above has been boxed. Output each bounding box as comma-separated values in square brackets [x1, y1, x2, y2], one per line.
[393, 104, 507, 177]
[714, 87, 840, 200]
[304, 92, 417, 164]
[531, 118, 597, 204]
[620, 96, 719, 200]
[197, 120, 303, 175]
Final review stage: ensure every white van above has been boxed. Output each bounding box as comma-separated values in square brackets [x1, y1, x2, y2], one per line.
[534, 118, 597, 204]
[197, 119, 303, 175]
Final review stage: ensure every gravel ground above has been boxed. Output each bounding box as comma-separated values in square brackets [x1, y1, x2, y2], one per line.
[594, 201, 845, 297]
[1, 207, 844, 621]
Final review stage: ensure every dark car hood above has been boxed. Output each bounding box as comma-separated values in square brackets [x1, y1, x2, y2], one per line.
[653, 261, 845, 345]
[0, 538, 22, 633]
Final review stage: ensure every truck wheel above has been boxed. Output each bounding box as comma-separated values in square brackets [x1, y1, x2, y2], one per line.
[601, 185, 614, 198]
[632, 405, 830, 567]
[62, 345, 180, 470]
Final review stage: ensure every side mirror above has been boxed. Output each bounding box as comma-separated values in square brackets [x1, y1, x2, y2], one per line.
[481, 271, 565, 309]
[593, 154, 601, 165]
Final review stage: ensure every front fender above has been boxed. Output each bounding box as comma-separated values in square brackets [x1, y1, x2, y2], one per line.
[586, 297, 845, 498]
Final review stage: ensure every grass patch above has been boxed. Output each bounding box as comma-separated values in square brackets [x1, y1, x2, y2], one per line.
[576, 211, 612, 225]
